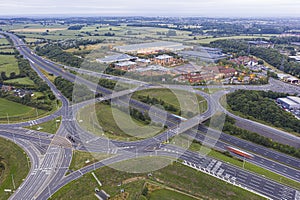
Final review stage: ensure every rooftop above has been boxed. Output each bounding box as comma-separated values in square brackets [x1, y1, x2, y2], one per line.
[155, 54, 173, 60]
[97, 53, 135, 63]
[115, 61, 136, 67]
[287, 96, 300, 104]
[278, 98, 299, 106]
[115, 41, 185, 52]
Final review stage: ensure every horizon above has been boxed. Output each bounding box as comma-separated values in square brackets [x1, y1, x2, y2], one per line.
[1, 0, 300, 18]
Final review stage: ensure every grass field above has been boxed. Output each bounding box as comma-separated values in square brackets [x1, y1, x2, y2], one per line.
[51, 159, 264, 200]
[0, 137, 30, 200]
[0, 98, 34, 118]
[4, 77, 35, 86]
[25, 116, 62, 134]
[132, 88, 208, 118]
[149, 188, 197, 200]
[0, 38, 10, 45]
[11, 28, 67, 32]
[78, 103, 164, 141]
[69, 151, 112, 172]
[189, 142, 300, 190]
[0, 98, 51, 123]
[0, 55, 19, 75]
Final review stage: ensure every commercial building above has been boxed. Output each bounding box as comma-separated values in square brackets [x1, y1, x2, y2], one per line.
[289, 56, 300, 63]
[277, 74, 299, 84]
[248, 40, 270, 47]
[114, 61, 136, 71]
[96, 54, 135, 63]
[180, 71, 215, 83]
[178, 46, 227, 63]
[152, 54, 174, 65]
[277, 96, 300, 110]
[230, 56, 258, 66]
[115, 41, 187, 54]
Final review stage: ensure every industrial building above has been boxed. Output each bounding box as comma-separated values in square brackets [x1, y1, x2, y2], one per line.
[277, 96, 300, 110]
[114, 61, 136, 71]
[178, 46, 227, 63]
[114, 41, 187, 54]
[96, 53, 135, 63]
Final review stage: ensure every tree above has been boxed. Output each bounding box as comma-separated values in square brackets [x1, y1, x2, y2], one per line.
[142, 187, 148, 196]
[1, 72, 7, 80]
[290, 50, 297, 56]
[10, 72, 16, 79]
[258, 60, 264, 65]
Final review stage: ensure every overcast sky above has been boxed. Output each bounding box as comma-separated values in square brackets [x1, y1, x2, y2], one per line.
[1, 0, 300, 17]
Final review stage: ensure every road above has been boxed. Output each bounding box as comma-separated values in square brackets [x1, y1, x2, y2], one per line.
[0, 31, 299, 200]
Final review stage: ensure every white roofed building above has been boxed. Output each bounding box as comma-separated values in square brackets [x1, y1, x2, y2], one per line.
[96, 54, 135, 63]
[115, 41, 188, 54]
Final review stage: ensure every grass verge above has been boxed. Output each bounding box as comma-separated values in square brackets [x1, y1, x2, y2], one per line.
[77, 103, 164, 141]
[0, 137, 30, 200]
[189, 142, 300, 190]
[51, 159, 264, 200]
[24, 116, 62, 134]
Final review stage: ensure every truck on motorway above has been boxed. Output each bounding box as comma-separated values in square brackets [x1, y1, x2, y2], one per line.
[226, 146, 254, 159]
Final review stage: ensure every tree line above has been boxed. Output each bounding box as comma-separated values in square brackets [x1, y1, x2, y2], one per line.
[227, 90, 300, 134]
[54, 76, 94, 102]
[222, 116, 300, 158]
[36, 44, 82, 67]
[137, 95, 179, 114]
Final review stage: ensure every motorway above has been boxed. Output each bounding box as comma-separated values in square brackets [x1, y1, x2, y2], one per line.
[0, 31, 299, 200]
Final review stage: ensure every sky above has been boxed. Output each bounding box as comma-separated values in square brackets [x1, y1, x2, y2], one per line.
[0, 0, 300, 17]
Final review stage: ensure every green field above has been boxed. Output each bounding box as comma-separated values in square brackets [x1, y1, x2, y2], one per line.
[0, 137, 30, 200]
[25, 116, 62, 134]
[78, 103, 164, 141]
[0, 98, 34, 117]
[189, 142, 300, 190]
[0, 38, 10, 45]
[51, 160, 264, 200]
[0, 98, 48, 123]
[4, 77, 35, 86]
[132, 88, 207, 118]
[0, 55, 19, 75]
[69, 151, 112, 172]
[149, 189, 197, 200]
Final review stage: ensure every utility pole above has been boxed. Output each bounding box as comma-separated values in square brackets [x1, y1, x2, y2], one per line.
[11, 174, 16, 189]
[6, 113, 9, 124]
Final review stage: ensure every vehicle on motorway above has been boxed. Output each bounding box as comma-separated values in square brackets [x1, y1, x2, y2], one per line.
[226, 146, 254, 159]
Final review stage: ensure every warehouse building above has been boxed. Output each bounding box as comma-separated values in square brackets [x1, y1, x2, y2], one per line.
[96, 53, 135, 63]
[115, 41, 187, 54]
[277, 96, 300, 110]
[178, 46, 227, 63]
